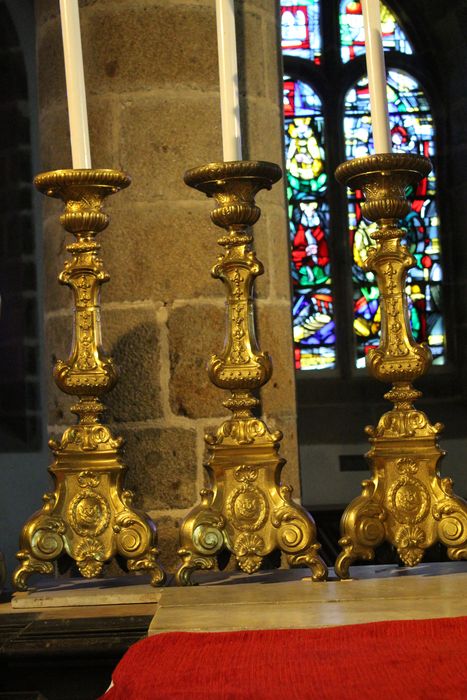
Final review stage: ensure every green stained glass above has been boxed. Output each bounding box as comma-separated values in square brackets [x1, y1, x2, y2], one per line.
[344, 70, 445, 367]
[339, 0, 413, 63]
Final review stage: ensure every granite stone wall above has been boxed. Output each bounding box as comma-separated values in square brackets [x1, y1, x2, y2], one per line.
[35, 0, 299, 571]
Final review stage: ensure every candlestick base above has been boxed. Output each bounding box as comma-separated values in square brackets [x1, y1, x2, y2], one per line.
[175, 161, 327, 585]
[334, 154, 467, 578]
[13, 169, 165, 590]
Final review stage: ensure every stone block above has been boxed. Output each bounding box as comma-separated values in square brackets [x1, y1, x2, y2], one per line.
[262, 203, 293, 301]
[34, 0, 301, 561]
[90, 97, 121, 169]
[99, 200, 223, 303]
[168, 303, 228, 419]
[83, 3, 218, 96]
[243, 98, 284, 166]
[103, 305, 162, 422]
[237, 7, 266, 99]
[42, 216, 69, 313]
[36, 17, 66, 112]
[119, 94, 222, 203]
[39, 96, 119, 172]
[38, 105, 70, 172]
[121, 426, 198, 511]
[35, 0, 100, 25]
[257, 301, 297, 416]
[35, 0, 60, 25]
[264, 411, 301, 496]
[242, 0, 279, 12]
[264, 16, 283, 104]
[41, 193, 63, 225]
[151, 515, 182, 573]
[45, 313, 74, 426]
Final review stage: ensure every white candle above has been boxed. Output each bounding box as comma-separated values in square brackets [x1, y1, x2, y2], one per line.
[361, 0, 392, 153]
[59, 0, 92, 168]
[215, 0, 242, 161]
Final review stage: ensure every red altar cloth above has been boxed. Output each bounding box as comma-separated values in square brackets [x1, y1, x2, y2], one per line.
[100, 616, 467, 699]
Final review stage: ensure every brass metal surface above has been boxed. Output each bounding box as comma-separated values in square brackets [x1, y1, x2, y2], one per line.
[334, 153, 467, 577]
[176, 160, 327, 585]
[13, 169, 165, 590]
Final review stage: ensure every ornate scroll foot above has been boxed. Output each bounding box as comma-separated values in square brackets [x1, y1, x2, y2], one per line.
[13, 553, 56, 592]
[434, 480, 467, 561]
[13, 496, 66, 590]
[273, 485, 327, 581]
[175, 489, 225, 585]
[175, 551, 217, 587]
[446, 545, 467, 561]
[113, 496, 166, 585]
[334, 538, 375, 580]
[126, 548, 166, 586]
[334, 479, 386, 579]
[287, 547, 328, 582]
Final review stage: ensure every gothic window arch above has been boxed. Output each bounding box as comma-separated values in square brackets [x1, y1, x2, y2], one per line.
[281, 0, 447, 377]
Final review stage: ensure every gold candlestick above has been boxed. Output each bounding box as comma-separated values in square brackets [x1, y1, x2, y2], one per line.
[13, 169, 165, 590]
[334, 153, 467, 578]
[175, 161, 327, 585]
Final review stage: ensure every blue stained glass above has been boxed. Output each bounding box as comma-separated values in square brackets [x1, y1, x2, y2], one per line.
[281, 0, 322, 64]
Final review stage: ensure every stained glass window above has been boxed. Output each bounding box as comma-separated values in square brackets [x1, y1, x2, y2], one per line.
[281, 0, 446, 373]
[339, 0, 413, 63]
[344, 70, 445, 366]
[281, 0, 322, 64]
[284, 79, 334, 370]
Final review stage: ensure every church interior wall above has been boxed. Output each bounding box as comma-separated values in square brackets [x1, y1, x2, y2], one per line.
[0, 0, 466, 581]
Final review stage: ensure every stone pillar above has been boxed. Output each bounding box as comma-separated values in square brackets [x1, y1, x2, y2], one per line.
[36, 0, 299, 571]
